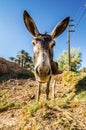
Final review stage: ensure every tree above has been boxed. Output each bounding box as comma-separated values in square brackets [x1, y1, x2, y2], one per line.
[17, 49, 25, 67]
[17, 49, 33, 67]
[9, 57, 16, 62]
[22, 51, 33, 67]
[8, 49, 33, 69]
[57, 48, 82, 71]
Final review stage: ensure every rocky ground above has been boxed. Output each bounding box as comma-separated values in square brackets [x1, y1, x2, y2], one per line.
[0, 72, 86, 130]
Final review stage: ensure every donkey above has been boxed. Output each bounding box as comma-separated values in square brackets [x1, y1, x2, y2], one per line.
[23, 10, 69, 100]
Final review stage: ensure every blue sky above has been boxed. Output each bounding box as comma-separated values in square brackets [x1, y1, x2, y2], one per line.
[0, 0, 86, 68]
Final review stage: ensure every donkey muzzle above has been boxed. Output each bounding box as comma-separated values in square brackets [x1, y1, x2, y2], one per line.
[36, 66, 51, 77]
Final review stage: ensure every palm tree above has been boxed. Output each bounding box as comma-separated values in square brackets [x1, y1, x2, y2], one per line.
[17, 50, 25, 67]
[23, 52, 33, 67]
[15, 58, 21, 65]
[17, 49, 33, 67]
[9, 57, 16, 62]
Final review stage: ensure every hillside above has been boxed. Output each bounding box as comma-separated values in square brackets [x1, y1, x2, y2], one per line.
[0, 71, 86, 130]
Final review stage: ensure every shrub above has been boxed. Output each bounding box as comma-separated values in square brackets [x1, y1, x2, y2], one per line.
[17, 70, 34, 79]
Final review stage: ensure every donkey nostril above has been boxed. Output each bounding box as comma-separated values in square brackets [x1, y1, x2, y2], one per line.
[36, 67, 39, 75]
[47, 69, 51, 75]
[46, 68, 51, 75]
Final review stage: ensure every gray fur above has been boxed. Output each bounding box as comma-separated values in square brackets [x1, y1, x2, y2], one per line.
[23, 10, 69, 100]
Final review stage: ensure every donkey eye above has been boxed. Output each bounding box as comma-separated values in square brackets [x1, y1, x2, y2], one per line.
[51, 42, 55, 48]
[32, 40, 36, 45]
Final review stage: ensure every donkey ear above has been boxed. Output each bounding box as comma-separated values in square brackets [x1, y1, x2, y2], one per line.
[23, 10, 40, 37]
[50, 17, 70, 39]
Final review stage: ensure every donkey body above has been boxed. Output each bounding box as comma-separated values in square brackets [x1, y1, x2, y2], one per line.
[23, 11, 69, 100]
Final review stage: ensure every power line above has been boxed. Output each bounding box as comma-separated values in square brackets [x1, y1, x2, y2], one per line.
[74, 2, 83, 21]
[70, 3, 86, 40]
[75, 3, 86, 29]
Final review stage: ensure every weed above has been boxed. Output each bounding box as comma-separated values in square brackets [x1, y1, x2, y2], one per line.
[57, 117, 68, 127]
[62, 71, 85, 88]
[21, 100, 47, 118]
[0, 101, 15, 112]
[60, 71, 86, 106]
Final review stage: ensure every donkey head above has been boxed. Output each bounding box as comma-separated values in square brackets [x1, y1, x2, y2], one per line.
[23, 11, 69, 83]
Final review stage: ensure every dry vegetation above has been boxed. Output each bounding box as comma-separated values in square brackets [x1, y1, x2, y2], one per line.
[0, 71, 86, 130]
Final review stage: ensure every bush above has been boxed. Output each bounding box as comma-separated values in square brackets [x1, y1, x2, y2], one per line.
[17, 70, 34, 79]
[57, 48, 82, 71]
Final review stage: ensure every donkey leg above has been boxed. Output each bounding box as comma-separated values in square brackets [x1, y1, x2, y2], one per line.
[46, 76, 51, 100]
[37, 82, 41, 101]
[52, 79, 56, 99]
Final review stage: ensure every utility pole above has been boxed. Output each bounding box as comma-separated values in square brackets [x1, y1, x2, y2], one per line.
[68, 19, 75, 71]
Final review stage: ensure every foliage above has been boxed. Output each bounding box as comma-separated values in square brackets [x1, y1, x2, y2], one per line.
[57, 48, 82, 71]
[17, 49, 33, 68]
[9, 57, 16, 62]
[16, 70, 34, 79]
[62, 71, 86, 103]
[62, 71, 82, 87]
[9, 49, 33, 69]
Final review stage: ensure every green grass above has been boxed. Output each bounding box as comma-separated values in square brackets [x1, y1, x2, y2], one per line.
[0, 101, 15, 112]
[59, 71, 86, 106]
[62, 71, 85, 87]
[21, 100, 47, 117]
[0, 90, 24, 112]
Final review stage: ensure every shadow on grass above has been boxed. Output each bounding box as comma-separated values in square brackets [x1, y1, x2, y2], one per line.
[75, 76, 86, 94]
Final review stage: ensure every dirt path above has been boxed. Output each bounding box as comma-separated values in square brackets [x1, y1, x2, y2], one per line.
[0, 77, 86, 130]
